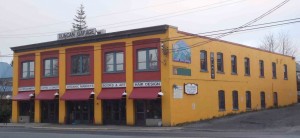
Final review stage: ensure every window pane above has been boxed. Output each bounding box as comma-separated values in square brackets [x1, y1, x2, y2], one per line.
[149, 49, 158, 61]
[30, 62, 34, 72]
[44, 69, 51, 77]
[45, 60, 51, 70]
[116, 64, 123, 71]
[106, 53, 114, 64]
[138, 50, 146, 62]
[149, 61, 158, 70]
[71, 56, 80, 74]
[116, 52, 124, 64]
[53, 59, 58, 76]
[138, 62, 147, 70]
[82, 56, 90, 73]
[30, 71, 34, 78]
[22, 62, 28, 78]
[106, 64, 114, 72]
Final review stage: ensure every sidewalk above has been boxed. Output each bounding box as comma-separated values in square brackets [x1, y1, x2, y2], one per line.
[0, 123, 182, 131]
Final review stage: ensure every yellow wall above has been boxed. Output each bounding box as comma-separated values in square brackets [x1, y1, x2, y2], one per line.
[166, 27, 297, 125]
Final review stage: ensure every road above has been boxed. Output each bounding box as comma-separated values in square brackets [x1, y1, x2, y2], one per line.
[1, 104, 300, 138]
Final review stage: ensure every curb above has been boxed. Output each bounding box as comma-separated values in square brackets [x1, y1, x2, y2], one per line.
[31, 126, 183, 131]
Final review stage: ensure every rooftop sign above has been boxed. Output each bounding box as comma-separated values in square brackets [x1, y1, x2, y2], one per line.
[57, 28, 97, 40]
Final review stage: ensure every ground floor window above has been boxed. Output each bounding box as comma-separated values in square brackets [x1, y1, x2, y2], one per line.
[66, 100, 94, 124]
[19, 101, 34, 122]
[246, 91, 251, 109]
[135, 99, 162, 126]
[260, 92, 266, 109]
[273, 92, 278, 107]
[102, 99, 126, 125]
[232, 91, 239, 110]
[41, 100, 59, 123]
[218, 90, 225, 110]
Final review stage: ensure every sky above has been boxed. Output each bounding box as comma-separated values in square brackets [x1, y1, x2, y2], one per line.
[0, 0, 299, 63]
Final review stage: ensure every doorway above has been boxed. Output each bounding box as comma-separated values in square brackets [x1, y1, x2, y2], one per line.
[260, 92, 266, 109]
[19, 101, 34, 123]
[102, 99, 126, 125]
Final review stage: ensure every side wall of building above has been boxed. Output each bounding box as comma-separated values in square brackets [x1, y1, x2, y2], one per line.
[166, 27, 297, 126]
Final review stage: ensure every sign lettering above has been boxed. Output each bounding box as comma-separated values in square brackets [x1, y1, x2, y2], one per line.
[66, 84, 94, 89]
[18, 87, 35, 92]
[41, 85, 59, 90]
[58, 28, 97, 40]
[134, 81, 161, 87]
[102, 82, 126, 88]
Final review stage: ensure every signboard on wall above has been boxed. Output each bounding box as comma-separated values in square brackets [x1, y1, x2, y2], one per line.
[41, 85, 59, 90]
[173, 85, 183, 99]
[184, 83, 198, 95]
[172, 40, 191, 63]
[173, 66, 191, 76]
[102, 82, 126, 88]
[210, 52, 215, 79]
[57, 28, 97, 40]
[134, 81, 161, 87]
[66, 84, 94, 89]
[18, 86, 35, 92]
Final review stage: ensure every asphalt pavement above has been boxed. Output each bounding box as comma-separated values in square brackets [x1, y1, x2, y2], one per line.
[1, 103, 300, 138]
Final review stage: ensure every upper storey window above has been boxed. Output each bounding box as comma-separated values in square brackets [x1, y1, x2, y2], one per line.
[244, 57, 250, 76]
[137, 49, 158, 71]
[272, 62, 277, 79]
[71, 55, 90, 75]
[200, 50, 207, 71]
[231, 55, 237, 74]
[217, 52, 224, 73]
[44, 58, 58, 77]
[105, 52, 124, 72]
[22, 61, 34, 79]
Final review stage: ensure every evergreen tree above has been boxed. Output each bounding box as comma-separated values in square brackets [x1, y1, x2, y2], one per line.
[72, 4, 88, 31]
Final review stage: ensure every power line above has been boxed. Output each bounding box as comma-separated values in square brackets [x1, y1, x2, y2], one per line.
[1, 17, 298, 58]
[0, 0, 246, 37]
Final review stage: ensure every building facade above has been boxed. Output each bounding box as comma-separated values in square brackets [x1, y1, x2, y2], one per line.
[11, 25, 297, 126]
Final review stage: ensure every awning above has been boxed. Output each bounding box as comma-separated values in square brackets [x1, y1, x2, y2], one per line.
[61, 89, 94, 101]
[129, 87, 161, 99]
[97, 88, 125, 100]
[12, 91, 34, 101]
[36, 90, 58, 100]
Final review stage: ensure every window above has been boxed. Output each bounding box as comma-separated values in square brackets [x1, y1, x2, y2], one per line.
[284, 64, 288, 79]
[137, 49, 158, 71]
[232, 91, 239, 110]
[22, 61, 34, 78]
[231, 55, 237, 74]
[105, 52, 124, 72]
[217, 52, 224, 72]
[200, 50, 207, 71]
[71, 55, 90, 75]
[259, 60, 264, 77]
[244, 58, 250, 75]
[44, 58, 58, 77]
[272, 62, 276, 79]
[218, 90, 225, 110]
[246, 91, 251, 109]
[260, 92, 266, 109]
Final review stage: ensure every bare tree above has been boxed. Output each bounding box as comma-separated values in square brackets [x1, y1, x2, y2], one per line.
[259, 32, 297, 56]
[278, 32, 297, 57]
[259, 33, 278, 52]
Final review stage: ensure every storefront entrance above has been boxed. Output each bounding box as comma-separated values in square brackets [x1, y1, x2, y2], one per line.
[41, 100, 58, 123]
[135, 99, 162, 126]
[102, 99, 126, 125]
[19, 101, 34, 123]
[66, 100, 94, 124]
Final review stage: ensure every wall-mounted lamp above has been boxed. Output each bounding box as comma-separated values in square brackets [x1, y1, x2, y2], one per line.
[158, 91, 164, 96]
[29, 94, 34, 97]
[54, 92, 59, 96]
[122, 91, 127, 96]
[91, 91, 95, 95]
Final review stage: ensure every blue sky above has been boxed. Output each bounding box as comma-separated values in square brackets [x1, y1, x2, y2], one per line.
[0, 0, 299, 63]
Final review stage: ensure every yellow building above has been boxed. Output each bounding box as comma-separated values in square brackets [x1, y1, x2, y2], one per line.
[11, 25, 297, 126]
